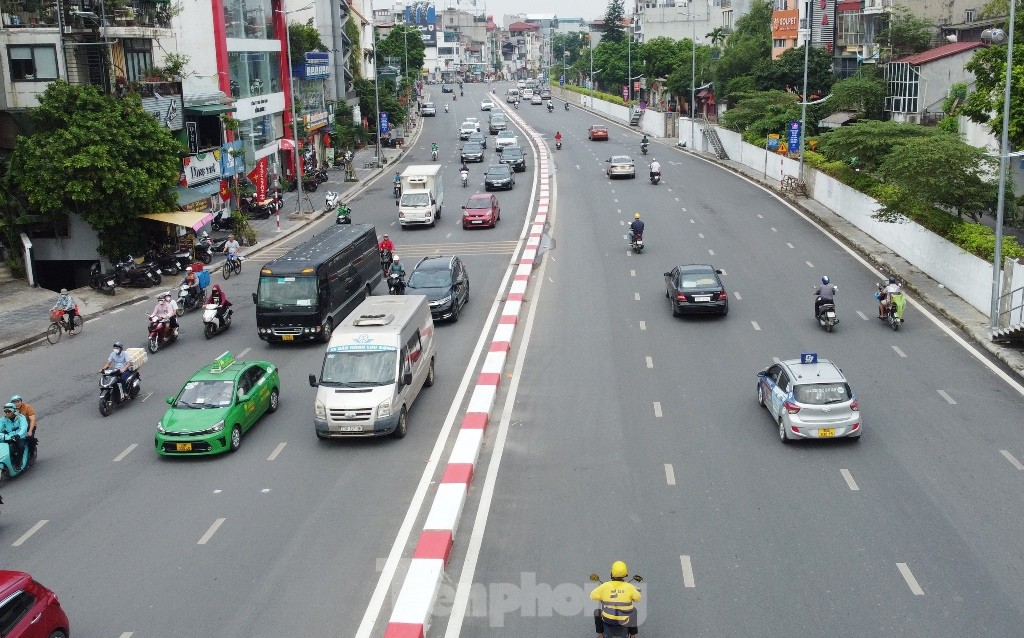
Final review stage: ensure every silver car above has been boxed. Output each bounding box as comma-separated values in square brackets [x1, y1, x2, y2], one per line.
[756, 356, 861, 443]
[495, 131, 519, 151]
[606, 155, 636, 179]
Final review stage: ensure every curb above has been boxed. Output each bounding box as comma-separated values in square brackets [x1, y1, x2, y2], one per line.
[380, 96, 553, 638]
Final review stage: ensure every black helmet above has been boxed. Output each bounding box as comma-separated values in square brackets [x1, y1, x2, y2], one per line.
[889, 276, 897, 284]
[113, 341, 124, 349]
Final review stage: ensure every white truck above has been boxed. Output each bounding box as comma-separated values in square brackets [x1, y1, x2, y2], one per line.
[397, 165, 444, 228]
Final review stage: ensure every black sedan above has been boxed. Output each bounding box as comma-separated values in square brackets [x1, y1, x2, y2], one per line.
[441, 84, 454, 93]
[461, 142, 485, 163]
[484, 164, 515, 191]
[468, 131, 487, 149]
[664, 264, 729, 316]
[498, 146, 527, 172]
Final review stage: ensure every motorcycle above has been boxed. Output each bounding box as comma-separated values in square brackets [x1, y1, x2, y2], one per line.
[815, 293, 838, 333]
[203, 303, 232, 339]
[0, 435, 36, 481]
[114, 256, 161, 288]
[564, 102, 570, 111]
[312, 166, 329, 185]
[393, 182, 402, 200]
[336, 203, 352, 224]
[212, 210, 235, 232]
[195, 236, 215, 265]
[547, 103, 554, 112]
[555, 140, 562, 150]
[461, 169, 469, 187]
[380, 249, 394, 274]
[876, 284, 906, 331]
[649, 170, 661, 185]
[325, 190, 339, 212]
[388, 272, 406, 295]
[145, 247, 189, 276]
[514, 100, 519, 110]
[588, 572, 643, 638]
[445, 104, 449, 113]
[432, 148, 439, 161]
[88, 262, 117, 295]
[147, 314, 177, 353]
[176, 281, 205, 316]
[641, 143, 649, 155]
[240, 194, 274, 220]
[629, 231, 644, 254]
[98, 367, 141, 417]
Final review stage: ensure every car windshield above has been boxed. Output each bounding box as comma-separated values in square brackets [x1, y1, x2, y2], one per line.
[498, 132, 514, 139]
[400, 192, 431, 207]
[462, 124, 475, 130]
[257, 276, 318, 308]
[593, 126, 607, 132]
[504, 149, 523, 158]
[464, 144, 482, 152]
[486, 166, 510, 176]
[466, 198, 492, 209]
[678, 272, 719, 290]
[424, 103, 434, 108]
[793, 383, 851, 405]
[175, 380, 235, 408]
[320, 348, 397, 386]
[612, 156, 632, 163]
[409, 269, 452, 288]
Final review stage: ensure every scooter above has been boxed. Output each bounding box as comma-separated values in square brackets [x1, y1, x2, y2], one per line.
[147, 314, 177, 353]
[461, 169, 469, 187]
[555, 140, 562, 150]
[380, 249, 394, 274]
[588, 572, 643, 638]
[629, 231, 644, 254]
[98, 368, 141, 416]
[114, 256, 161, 288]
[641, 142, 649, 155]
[649, 170, 661, 185]
[393, 182, 402, 200]
[176, 282, 205, 316]
[445, 103, 449, 113]
[876, 284, 906, 331]
[212, 210, 235, 232]
[335, 202, 352, 224]
[88, 262, 117, 295]
[815, 296, 838, 333]
[325, 190, 339, 212]
[388, 272, 405, 295]
[145, 248, 188, 276]
[203, 303, 232, 339]
[0, 436, 36, 481]
[195, 236, 215, 265]
[547, 103, 554, 112]
[432, 148, 439, 161]
[564, 102, 570, 111]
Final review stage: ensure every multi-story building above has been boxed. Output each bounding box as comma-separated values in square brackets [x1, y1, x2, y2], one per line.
[507, 20, 540, 78]
[633, 0, 752, 45]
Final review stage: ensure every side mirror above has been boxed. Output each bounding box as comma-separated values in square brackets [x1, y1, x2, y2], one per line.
[166, 396, 174, 405]
[757, 369, 768, 377]
[632, 575, 644, 583]
[663, 272, 672, 277]
[589, 573, 601, 582]
[461, 205, 467, 209]
[402, 370, 413, 386]
[715, 269, 723, 275]
[605, 159, 611, 163]
[308, 374, 318, 387]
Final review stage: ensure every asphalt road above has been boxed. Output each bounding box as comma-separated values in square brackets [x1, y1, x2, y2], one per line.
[0, 83, 539, 637]
[439, 88, 1024, 636]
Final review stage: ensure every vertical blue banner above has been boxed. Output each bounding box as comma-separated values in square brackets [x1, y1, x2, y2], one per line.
[788, 121, 802, 152]
[380, 112, 390, 135]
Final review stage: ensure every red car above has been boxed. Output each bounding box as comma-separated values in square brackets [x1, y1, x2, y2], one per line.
[588, 125, 609, 141]
[0, 571, 70, 638]
[462, 193, 501, 229]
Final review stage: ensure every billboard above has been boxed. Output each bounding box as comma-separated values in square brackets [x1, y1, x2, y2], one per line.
[405, 1, 437, 48]
[772, 10, 799, 38]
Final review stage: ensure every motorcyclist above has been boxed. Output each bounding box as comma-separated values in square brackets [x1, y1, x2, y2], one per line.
[444, 103, 449, 113]
[0, 403, 29, 472]
[181, 266, 201, 306]
[460, 162, 470, 185]
[206, 284, 232, 323]
[546, 98, 554, 110]
[877, 276, 902, 319]
[10, 396, 36, 439]
[153, 291, 178, 336]
[813, 275, 837, 320]
[390, 255, 406, 282]
[640, 134, 649, 154]
[649, 159, 661, 179]
[378, 234, 395, 254]
[100, 341, 133, 397]
[52, 287, 77, 331]
[554, 131, 563, 147]
[590, 561, 641, 637]
[431, 142, 439, 159]
[629, 212, 645, 243]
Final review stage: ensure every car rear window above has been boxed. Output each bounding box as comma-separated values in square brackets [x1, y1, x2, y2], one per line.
[793, 383, 851, 405]
[679, 274, 718, 289]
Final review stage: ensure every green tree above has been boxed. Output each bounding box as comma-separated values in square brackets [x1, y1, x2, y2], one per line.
[877, 134, 998, 220]
[553, 32, 587, 67]
[345, 19, 362, 80]
[592, 39, 629, 92]
[753, 45, 835, 96]
[963, 14, 1024, 149]
[354, 78, 406, 135]
[599, 0, 626, 44]
[639, 36, 685, 79]
[376, 25, 426, 77]
[288, 19, 327, 62]
[875, 5, 935, 57]
[817, 120, 941, 172]
[713, 1, 772, 104]
[721, 90, 799, 135]
[828, 70, 887, 120]
[8, 81, 181, 260]
[665, 40, 714, 107]
[706, 27, 727, 48]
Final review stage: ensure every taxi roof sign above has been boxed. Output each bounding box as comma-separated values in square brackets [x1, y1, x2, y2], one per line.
[800, 352, 818, 364]
[211, 351, 235, 373]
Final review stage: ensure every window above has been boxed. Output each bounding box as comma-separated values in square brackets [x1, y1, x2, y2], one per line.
[406, 330, 422, 363]
[0, 590, 37, 634]
[777, 372, 791, 393]
[773, 38, 788, 48]
[965, 9, 976, 22]
[123, 38, 153, 82]
[8, 45, 58, 81]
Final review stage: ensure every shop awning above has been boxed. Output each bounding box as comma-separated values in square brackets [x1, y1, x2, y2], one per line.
[185, 103, 236, 116]
[140, 211, 215, 231]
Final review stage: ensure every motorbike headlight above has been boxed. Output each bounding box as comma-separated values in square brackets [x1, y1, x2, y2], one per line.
[212, 419, 225, 433]
[377, 399, 392, 418]
[315, 400, 326, 419]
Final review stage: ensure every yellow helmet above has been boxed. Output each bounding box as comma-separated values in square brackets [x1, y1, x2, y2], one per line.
[611, 561, 629, 578]
[634, 213, 641, 219]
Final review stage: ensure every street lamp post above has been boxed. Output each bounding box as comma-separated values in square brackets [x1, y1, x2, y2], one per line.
[373, 23, 382, 169]
[279, 2, 315, 214]
[797, 0, 814, 179]
[676, 7, 703, 147]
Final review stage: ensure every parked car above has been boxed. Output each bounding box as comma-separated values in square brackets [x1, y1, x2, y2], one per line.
[407, 255, 470, 322]
[484, 164, 516, 191]
[0, 570, 70, 638]
[462, 193, 501, 229]
[588, 125, 609, 141]
[420, 102, 436, 116]
[498, 146, 527, 172]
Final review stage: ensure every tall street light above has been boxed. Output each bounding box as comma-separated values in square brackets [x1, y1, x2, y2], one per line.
[797, 0, 814, 179]
[677, 5, 705, 147]
[984, 14, 1017, 328]
[279, 1, 315, 213]
[370, 3, 382, 169]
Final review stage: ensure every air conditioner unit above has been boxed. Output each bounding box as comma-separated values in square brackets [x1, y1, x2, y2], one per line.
[64, 25, 73, 33]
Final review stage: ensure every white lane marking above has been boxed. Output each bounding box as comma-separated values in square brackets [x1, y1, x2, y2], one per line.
[680, 555, 696, 588]
[267, 442, 287, 461]
[261, 488, 270, 493]
[690, 219, 695, 224]
[786, 242, 794, 249]
[897, 563, 925, 596]
[119, 633, 134, 638]
[665, 463, 676, 485]
[720, 269, 727, 275]
[110, 308, 123, 315]
[667, 188, 673, 192]
[698, 233, 704, 239]
[653, 402, 663, 418]
[639, 321, 647, 331]
[757, 214, 764, 218]
[213, 489, 222, 494]
[682, 208, 688, 212]
[139, 392, 153, 403]
[113, 444, 138, 462]
[708, 249, 715, 256]
[610, 189, 615, 193]
[1000, 449, 1024, 470]
[614, 198, 619, 203]
[752, 321, 762, 331]
[805, 261, 814, 268]
[892, 345, 907, 358]
[618, 209, 622, 214]
[238, 347, 252, 359]
[634, 292, 641, 301]
[840, 469, 860, 491]
[733, 292, 742, 300]
[771, 227, 778, 232]
[390, 221, 397, 226]
[674, 197, 680, 202]
[197, 518, 226, 545]
[645, 356, 653, 369]
[447, 233, 452, 238]
[937, 389, 957, 405]
[12, 520, 48, 547]
[631, 269, 636, 277]
[857, 310, 868, 320]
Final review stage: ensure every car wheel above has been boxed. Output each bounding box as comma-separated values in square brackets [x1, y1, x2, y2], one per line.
[671, 299, 681, 317]
[320, 317, 333, 343]
[779, 419, 791, 444]
[267, 388, 280, 413]
[48, 631, 69, 638]
[757, 384, 765, 407]
[721, 303, 729, 317]
[392, 407, 408, 439]
[424, 358, 436, 387]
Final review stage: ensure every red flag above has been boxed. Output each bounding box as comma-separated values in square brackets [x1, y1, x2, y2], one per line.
[219, 179, 231, 202]
[247, 157, 268, 200]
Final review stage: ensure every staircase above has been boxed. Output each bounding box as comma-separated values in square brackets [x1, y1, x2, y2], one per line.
[993, 286, 1024, 344]
[629, 107, 642, 126]
[701, 117, 729, 160]
[0, 261, 15, 285]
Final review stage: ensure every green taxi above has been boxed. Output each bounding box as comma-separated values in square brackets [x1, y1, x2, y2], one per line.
[156, 352, 281, 456]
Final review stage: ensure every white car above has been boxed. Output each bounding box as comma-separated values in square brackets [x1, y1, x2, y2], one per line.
[465, 117, 481, 131]
[606, 155, 636, 179]
[495, 131, 519, 151]
[459, 122, 477, 140]
[531, 94, 543, 105]
[480, 99, 495, 111]
[522, 88, 534, 99]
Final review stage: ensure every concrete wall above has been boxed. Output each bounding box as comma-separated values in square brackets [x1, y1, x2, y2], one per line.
[32, 213, 101, 262]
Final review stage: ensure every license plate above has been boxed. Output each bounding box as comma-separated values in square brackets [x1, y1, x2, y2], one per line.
[826, 311, 836, 317]
[107, 280, 114, 286]
[338, 426, 362, 432]
[817, 428, 835, 438]
[695, 295, 711, 302]
[472, 220, 483, 224]
[175, 443, 193, 452]
[282, 335, 294, 341]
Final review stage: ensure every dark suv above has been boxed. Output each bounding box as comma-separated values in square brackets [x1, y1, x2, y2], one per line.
[407, 256, 470, 322]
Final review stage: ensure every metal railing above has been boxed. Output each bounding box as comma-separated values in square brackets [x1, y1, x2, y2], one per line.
[996, 284, 1024, 329]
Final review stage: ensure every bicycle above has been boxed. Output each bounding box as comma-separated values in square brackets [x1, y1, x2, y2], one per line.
[222, 254, 243, 279]
[46, 307, 83, 344]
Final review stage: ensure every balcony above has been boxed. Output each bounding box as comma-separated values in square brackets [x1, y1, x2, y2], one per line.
[53, 0, 173, 31]
[863, 0, 892, 14]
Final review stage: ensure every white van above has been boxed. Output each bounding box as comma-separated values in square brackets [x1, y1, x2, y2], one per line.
[310, 296, 436, 439]
[506, 88, 520, 103]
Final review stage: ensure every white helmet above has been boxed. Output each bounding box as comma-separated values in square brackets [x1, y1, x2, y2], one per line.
[393, 255, 400, 262]
[185, 266, 193, 273]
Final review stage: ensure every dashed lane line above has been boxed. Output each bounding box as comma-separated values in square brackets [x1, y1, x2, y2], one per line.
[113, 444, 137, 462]
[897, 563, 925, 596]
[653, 402, 663, 418]
[680, 555, 696, 588]
[840, 469, 860, 491]
[1000, 449, 1024, 470]
[12, 520, 48, 547]
[937, 389, 957, 405]
[665, 464, 676, 485]
[857, 311, 868, 320]
[197, 518, 226, 545]
[752, 321, 762, 331]
[639, 321, 647, 331]
[267, 442, 287, 461]
[892, 345, 907, 358]
[645, 356, 653, 369]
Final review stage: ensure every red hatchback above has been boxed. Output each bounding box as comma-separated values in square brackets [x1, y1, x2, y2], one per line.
[588, 125, 609, 141]
[0, 571, 70, 638]
[462, 193, 501, 229]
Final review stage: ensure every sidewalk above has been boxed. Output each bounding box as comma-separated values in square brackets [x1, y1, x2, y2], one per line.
[0, 130, 420, 356]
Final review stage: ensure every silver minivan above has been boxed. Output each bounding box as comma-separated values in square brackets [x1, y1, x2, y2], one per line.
[309, 296, 437, 439]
